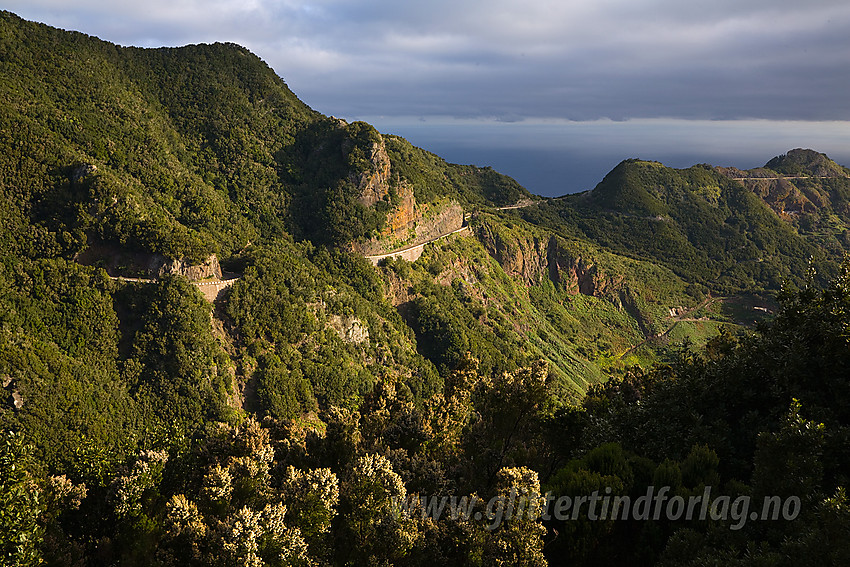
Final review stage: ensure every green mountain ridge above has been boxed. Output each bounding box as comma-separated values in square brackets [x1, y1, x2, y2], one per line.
[764, 148, 850, 177]
[0, 11, 530, 266]
[517, 153, 850, 294]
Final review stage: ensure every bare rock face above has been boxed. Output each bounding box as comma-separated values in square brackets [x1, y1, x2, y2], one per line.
[155, 253, 222, 280]
[2, 376, 23, 411]
[384, 182, 418, 235]
[71, 163, 97, 184]
[329, 315, 369, 345]
[475, 223, 607, 296]
[412, 202, 463, 241]
[76, 241, 224, 281]
[352, 199, 464, 257]
[548, 247, 604, 296]
[356, 140, 393, 208]
[353, 134, 423, 237]
[354, 135, 421, 236]
[475, 223, 548, 286]
[349, 131, 464, 255]
[475, 222, 657, 335]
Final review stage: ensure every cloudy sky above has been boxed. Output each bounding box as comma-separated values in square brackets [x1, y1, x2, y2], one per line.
[7, 0, 850, 195]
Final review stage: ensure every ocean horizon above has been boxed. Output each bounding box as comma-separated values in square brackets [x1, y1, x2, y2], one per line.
[353, 117, 850, 197]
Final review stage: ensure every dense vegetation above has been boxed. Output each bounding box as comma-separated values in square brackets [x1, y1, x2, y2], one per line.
[0, 11, 529, 263]
[517, 158, 848, 294]
[2, 10, 850, 567]
[5, 258, 850, 566]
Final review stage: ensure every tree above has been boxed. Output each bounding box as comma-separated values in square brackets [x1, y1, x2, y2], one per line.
[0, 430, 43, 567]
[337, 453, 418, 564]
[464, 361, 550, 490]
[483, 467, 547, 567]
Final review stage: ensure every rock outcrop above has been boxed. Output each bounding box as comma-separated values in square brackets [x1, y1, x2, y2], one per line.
[353, 200, 465, 258]
[76, 241, 223, 281]
[350, 134, 421, 239]
[412, 202, 463, 242]
[475, 223, 610, 297]
[156, 253, 222, 280]
[475, 221, 658, 336]
[348, 131, 466, 258]
[383, 182, 418, 235]
[2, 375, 23, 411]
[356, 140, 394, 208]
[547, 243, 607, 296]
[329, 315, 369, 345]
[71, 163, 97, 184]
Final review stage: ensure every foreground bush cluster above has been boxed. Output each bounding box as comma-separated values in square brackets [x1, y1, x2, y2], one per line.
[3, 267, 850, 566]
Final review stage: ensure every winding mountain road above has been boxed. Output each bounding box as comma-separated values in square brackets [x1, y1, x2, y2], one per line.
[364, 225, 471, 265]
[494, 196, 567, 211]
[730, 175, 847, 181]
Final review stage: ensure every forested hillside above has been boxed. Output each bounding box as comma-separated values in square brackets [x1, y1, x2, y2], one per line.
[2, 11, 850, 567]
[516, 155, 850, 294]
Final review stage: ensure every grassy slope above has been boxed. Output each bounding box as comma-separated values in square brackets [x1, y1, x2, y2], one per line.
[376, 210, 737, 401]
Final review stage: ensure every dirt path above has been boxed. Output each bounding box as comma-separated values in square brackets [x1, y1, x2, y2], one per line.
[617, 295, 724, 358]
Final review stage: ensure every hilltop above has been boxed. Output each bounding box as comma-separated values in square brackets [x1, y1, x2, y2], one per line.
[716, 149, 850, 248]
[0, 11, 529, 266]
[516, 152, 850, 293]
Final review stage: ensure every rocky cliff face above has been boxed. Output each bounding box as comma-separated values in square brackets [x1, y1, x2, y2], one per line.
[475, 221, 660, 335]
[356, 139, 393, 208]
[354, 135, 420, 237]
[349, 132, 468, 256]
[328, 315, 370, 345]
[2, 375, 23, 411]
[413, 202, 463, 242]
[156, 253, 222, 280]
[547, 240, 608, 296]
[384, 182, 418, 235]
[475, 222, 610, 297]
